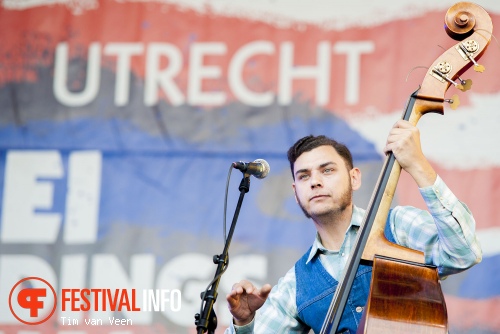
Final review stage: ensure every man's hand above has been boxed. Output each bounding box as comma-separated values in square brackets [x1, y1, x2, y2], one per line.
[384, 120, 437, 187]
[226, 280, 272, 326]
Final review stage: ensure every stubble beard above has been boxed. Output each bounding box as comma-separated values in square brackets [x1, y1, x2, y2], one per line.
[297, 183, 353, 223]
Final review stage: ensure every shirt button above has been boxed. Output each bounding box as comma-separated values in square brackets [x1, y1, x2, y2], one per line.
[341, 252, 345, 257]
[356, 306, 363, 313]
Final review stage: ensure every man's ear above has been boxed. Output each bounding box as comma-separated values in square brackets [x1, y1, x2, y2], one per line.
[350, 167, 362, 191]
[292, 183, 298, 203]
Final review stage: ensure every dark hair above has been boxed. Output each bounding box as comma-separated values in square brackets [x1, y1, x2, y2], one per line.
[287, 135, 353, 178]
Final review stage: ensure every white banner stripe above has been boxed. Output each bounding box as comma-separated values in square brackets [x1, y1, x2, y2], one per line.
[345, 92, 500, 170]
[4, 0, 500, 28]
[476, 227, 500, 258]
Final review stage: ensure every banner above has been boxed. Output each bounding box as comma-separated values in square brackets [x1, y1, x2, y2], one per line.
[0, 1, 499, 333]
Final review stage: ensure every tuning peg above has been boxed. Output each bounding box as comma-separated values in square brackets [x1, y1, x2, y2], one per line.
[432, 68, 466, 91]
[473, 64, 486, 73]
[458, 43, 486, 73]
[445, 94, 460, 110]
[457, 77, 473, 91]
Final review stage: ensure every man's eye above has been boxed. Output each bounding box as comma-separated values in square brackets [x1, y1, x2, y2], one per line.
[299, 174, 309, 180]
[324, 168, 333, 173]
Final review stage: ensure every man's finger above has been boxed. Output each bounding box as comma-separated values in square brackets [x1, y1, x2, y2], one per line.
[227, 290, 242, 302]
[227, 288, 240, 298]
[395, 119, 411, 128]
[259, 284, 272, 299]
[238, 280, 255, 294]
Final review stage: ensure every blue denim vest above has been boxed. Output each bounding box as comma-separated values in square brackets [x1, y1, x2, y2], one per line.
[295, 214, 396, 334]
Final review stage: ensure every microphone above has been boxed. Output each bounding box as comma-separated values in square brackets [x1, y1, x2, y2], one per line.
[232, 159, 270, 179]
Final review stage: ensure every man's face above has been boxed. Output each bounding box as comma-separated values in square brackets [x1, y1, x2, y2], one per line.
[292, 145, 354, 220]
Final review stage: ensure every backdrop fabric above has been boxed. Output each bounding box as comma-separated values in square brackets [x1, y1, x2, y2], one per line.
[0, 1, 499, 333]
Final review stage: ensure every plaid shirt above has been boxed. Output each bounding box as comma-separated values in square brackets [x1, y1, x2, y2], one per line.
[225, 175, 482, 333]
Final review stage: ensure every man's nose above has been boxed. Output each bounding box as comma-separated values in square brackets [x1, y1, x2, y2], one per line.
[310, 171, 323, 188]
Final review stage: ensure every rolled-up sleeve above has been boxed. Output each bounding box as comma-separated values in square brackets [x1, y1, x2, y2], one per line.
[390, 175, 482, 277]
[225, 318, 255, 334]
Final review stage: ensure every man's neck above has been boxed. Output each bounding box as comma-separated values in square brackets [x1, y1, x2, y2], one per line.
[313, 205, 353, 251]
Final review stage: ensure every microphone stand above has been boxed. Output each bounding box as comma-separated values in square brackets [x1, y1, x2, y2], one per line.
[195, 174, 251, 334]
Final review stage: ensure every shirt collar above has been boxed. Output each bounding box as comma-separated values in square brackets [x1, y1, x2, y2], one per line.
[306, 205, 365, 264]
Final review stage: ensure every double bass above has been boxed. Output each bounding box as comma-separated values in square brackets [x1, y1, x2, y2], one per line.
[320, 2, 493, 333]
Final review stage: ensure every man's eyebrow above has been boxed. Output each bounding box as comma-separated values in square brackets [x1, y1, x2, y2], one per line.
[295, 168, 309, 177]
[294, 161, 337, 176]
[320, 161, 336, 169]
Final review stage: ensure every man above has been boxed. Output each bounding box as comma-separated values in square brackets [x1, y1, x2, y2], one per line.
[224, 120, 482, 333]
